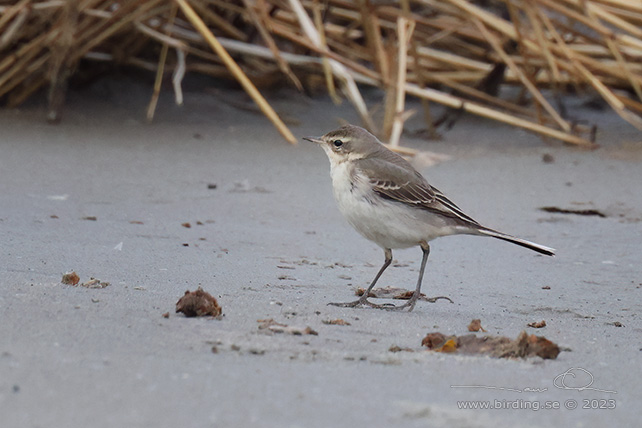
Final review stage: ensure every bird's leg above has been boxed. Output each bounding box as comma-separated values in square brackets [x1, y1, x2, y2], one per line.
[328, 249, 392, 308]
[384, 243, 430, 312]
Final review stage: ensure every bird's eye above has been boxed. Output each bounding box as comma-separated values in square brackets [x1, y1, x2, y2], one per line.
[332, 139, 343, 148]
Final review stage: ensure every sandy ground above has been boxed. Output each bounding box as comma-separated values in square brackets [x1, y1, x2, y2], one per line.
[1, 80, 640, 428]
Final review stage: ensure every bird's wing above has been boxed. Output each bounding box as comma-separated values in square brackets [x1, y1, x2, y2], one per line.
[355, 156, 481, 226]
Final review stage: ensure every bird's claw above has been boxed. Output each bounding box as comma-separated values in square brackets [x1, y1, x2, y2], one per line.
[328, 298, 417, 311]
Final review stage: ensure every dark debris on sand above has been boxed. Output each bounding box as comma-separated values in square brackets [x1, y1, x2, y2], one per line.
[176, 287, 222, 318]
[422, 330, 560, 360]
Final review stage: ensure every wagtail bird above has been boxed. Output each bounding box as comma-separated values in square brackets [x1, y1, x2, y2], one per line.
[304, 125, 554, 311]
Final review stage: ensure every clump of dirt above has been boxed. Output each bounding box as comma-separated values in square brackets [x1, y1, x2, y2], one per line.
[176, 287, 222, 317]
[322, 319, 351, 326]
[467, 319, 487, 332]
[61, 271, 80, 285]
[528, 320, 547, 328]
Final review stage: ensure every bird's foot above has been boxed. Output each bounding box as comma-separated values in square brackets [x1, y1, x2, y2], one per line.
[425, 295, 454, 304]
[328, 294, 452, 312]
[380, 298, 418, 312]
[328, 297, 389, 309]
[328, 297, 415, 311]
[377, 294, 453, 311]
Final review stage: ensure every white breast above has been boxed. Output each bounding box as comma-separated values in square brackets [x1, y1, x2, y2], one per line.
[329, 161, 460, 249]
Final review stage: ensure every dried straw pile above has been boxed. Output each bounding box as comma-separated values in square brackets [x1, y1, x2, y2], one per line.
[1, 0, 641, 147]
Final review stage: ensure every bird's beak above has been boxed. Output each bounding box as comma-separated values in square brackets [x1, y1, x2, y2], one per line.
[303, 136, 323, 144]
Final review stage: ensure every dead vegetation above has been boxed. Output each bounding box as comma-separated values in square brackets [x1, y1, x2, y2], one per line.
[2, 0, 641, 148]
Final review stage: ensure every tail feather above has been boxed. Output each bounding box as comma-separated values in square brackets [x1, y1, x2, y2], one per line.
[477, 228, 555, 256]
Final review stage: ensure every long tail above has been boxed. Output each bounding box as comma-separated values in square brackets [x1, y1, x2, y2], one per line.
[477, 228, 555, 256]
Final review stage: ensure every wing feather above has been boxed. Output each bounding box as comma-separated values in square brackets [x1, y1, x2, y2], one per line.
[355, 156, 481, 227]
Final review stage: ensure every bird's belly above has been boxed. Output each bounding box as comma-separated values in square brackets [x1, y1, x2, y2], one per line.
[332, 177, 457, 249]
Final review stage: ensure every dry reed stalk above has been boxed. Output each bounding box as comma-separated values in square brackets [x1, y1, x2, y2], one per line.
[505, 1, 548, 128]
[75, 1, 163, 59]
[47, 0, 79, 123]
[401, 0, 440, 139]
[189, 0, 247, 41]
[135, 19, 187, 106]
[311, 0, 340, 104]
[582, 1, 642, 102]
[245, 0, 303, 91]
[287, 0, 374, 130]
[265, 16, 381, 82]
[472, 17, 571, 133]
[358, 0, 389, 84]
[146, 2, 178, 122]
[523, 2, 561, 84]
[0, 32, 54, 99]
[175, 0, 296, 143]
[535, 6, 642, 130]
[446, 0, 641, 130]
[388, 17, 415, 148]
[428, 73, 554, 122]
[0, 0, 30, 49]
[403, 81, 595, 147]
